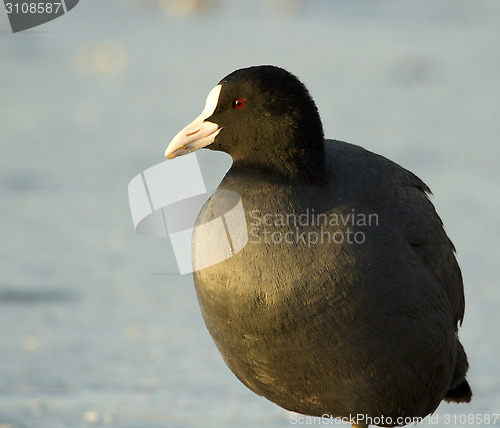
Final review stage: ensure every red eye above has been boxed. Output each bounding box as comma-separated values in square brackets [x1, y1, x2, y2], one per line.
[234, 98, 245, 109]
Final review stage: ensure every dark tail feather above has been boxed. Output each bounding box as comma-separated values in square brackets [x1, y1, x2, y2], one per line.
[445, 339, 471, 403]
[444, 379, 472, 403]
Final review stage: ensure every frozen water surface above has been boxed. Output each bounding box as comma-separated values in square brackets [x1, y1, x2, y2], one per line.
[0, 1, 499, 427]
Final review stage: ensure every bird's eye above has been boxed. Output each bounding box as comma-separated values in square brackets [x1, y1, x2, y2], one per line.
[233, 98, 245, 109]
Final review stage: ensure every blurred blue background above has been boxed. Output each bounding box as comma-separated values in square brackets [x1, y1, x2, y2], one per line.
[0, 1, 499, 427]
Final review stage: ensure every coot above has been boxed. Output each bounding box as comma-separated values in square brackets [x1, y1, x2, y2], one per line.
[165, 65, 471, 428]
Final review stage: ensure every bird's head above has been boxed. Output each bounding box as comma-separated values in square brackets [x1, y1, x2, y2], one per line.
[165, 65, 325, 181]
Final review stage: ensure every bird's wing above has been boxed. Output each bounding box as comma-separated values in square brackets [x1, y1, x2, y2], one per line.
[383, 165, 464, 326]
[327, 140, 465, 326]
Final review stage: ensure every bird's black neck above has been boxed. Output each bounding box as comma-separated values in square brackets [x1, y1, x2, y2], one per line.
[231, 149, 326, 185]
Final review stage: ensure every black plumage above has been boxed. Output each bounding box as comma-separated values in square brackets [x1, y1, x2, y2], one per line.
[165, 65, 471, 428]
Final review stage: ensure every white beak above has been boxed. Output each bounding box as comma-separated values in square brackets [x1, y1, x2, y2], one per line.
[165, 85, 222, 159]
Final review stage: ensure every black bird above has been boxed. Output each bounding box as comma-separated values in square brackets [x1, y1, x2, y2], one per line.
[164, 65, 471, 428]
